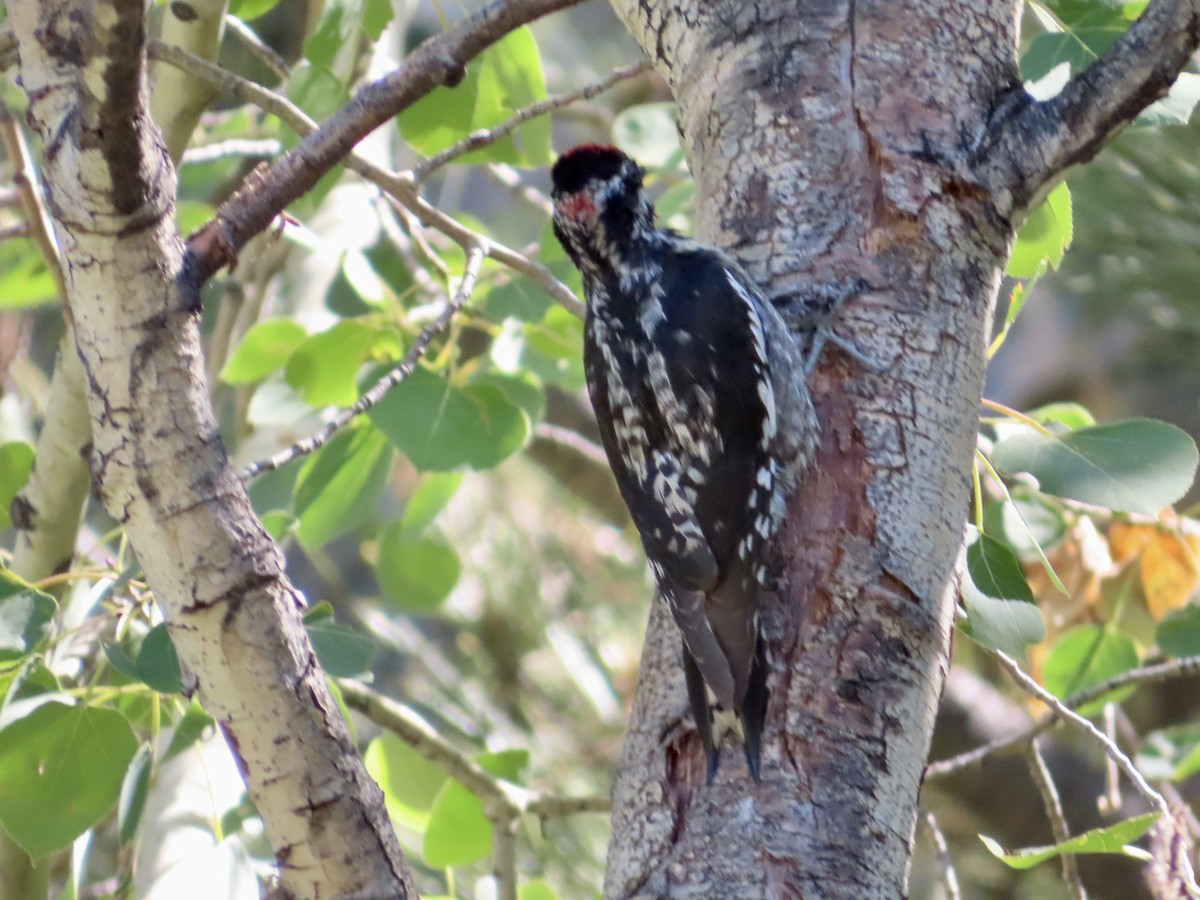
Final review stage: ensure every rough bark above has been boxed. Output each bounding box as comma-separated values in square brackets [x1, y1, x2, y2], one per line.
[603, 0, 1200, 897]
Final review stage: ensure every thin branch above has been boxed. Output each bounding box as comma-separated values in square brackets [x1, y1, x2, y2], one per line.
[990, 649, 1169, 819]
[927, 654, 1200, 779]
[921, 812, 961, 900]
[1026, 740, 1085, 900]
[338, 680, 610, 821]
[0, 103, 64, 297]
[181, 139, 282, 165]
[183, 0, 585, 286]
[149, 41, 585, 319]
[534, 422, 610, 467]
[493, 818, 519, 900]
[239, 242, 486, 480]
[224, 14, 291, 81]
[0, 221, 30, 240]
[973, 0, 1200, 218]
[410, 60, 651, 181]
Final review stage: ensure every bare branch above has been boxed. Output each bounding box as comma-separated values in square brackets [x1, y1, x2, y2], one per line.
[410, 61, 651, 181]
[239, 242, 485, 480]
[920, 812, 961, 900]
[928, 654, 1200, 779]
[0, 103, 64, 295]
[150, 41, 586, 319]
[339, 679, 610, 819]
[974, 0, 1200, 219]
[1026, 740, 1085, 900]
[182, 139, 282, 165]
[0, 221, 30, 241]
[224, 14, 291, 81]
[990, 650, 1169, 820]
[184, 0, 585, 286]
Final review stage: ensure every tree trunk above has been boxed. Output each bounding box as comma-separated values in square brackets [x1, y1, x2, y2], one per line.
[603, 0, 1199, 895]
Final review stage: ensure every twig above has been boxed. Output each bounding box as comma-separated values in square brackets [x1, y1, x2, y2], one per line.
[338, 679, 609, 900]
[0, 103, 64, 297]
[239, 242, 486, 480]
[927, 654, 1200, 779]
[1099, 704, 1122, 814]
[1026, 740, 1085, 899]
[149, 41, 585, 319]
[486, 162, 552, 215]
[184, 0, 585, 285]
[410, 60, 651, 181]
[921, 811, 961, 900]
[990, 649, 1169, 820]
[0, 221, 30, 240]
[182, 139, 283, 165]
[534, 422, 609, 467]
[0, 187, 20, 208]
[224, 14, 291, 81]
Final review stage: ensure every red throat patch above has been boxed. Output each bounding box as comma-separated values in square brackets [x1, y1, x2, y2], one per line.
[558, 191, 597, 225]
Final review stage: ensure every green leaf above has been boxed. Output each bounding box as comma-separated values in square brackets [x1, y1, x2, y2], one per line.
[1156, 604, 1200, 658]
[473, 372, 545, 430]
[304, 0, 394, 70]
[612, 102, 682, 168]
[376, 528, 461, 611]
[984, 495, 1067, 560]
[364, 732, 447, 833]
[519, 881, 560, 900]
[0, 570, 56, 663]
[421, 749, 527, 868]
[118, 743, 153, 845]
[0, 702, 137, 858]
[0, 243, 58, 309]
[136, 623, 183, 694]
[960, 583, 1045, 658]
[220, 320, 308, 384]
[398, 472, 464, 540]
[1027, 402, 1096, 431]
[163, 699, 216, 762]
[285, 320, 378, 407]
[289, 61, 351, 121]
[1008, 182, 1073, 278]
[1042, 624, 1139, 709]
[305, 619, 374, 678]
[519, 305, 585, 389]
[369, 367, 528, 471]
[991, 419, 1199, 516]
[980, 812, 1158, 870]
[967, 534, 1035, 603]
[399, 27, 549, 166]
[1135, 72, 1200, 127]
[0, 442, 34, 530]
[423, 779, 491, 867]
[482, 277, 555, 323]
[103, 642, 140, 682]
[293, 423, 394, 549]
[228, 1, 282, 21]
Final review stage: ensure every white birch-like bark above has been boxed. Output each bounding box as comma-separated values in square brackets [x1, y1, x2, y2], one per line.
[8, 2, 416, 896]
[602, 0, 1200, 896]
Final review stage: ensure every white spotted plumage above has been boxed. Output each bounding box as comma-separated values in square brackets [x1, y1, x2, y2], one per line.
[550, 145, 819, 781]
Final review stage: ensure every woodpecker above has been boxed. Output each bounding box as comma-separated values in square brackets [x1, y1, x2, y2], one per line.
[550, 145, 820, 781]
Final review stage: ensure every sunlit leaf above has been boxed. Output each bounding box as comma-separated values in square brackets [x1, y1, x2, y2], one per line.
[1008, 183, 1073, 278]
[376, 528, 461, 611]
[220, 320, 308, 384]
[980, 812, 1157, 870]
[1042, 624, 1138, 710]
[0, 703, 137, 858]
[991, 419, 1199, 515]
[370, 366, 528, 471]
[293, 423, 394, 549]
[0, 569, 56, 663]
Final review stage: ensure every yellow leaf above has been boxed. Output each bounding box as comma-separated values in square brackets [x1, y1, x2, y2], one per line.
[1140, 532, 1200, 620]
